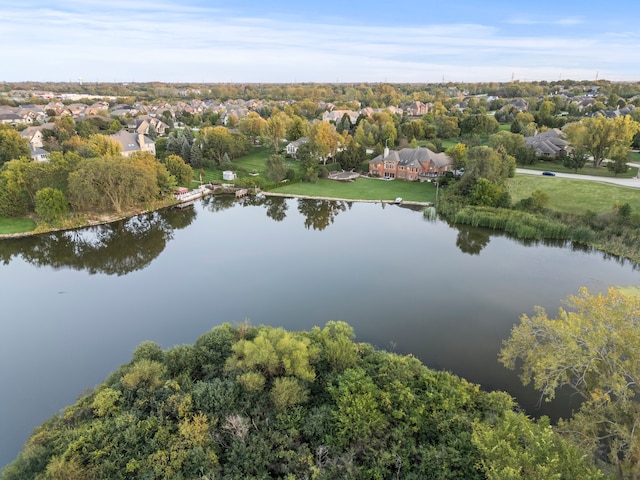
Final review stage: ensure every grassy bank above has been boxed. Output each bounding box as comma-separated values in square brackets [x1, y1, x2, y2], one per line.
[440, 176, 640, 264]
[272, 177, 436, 203]
[508, 175, 640, 215]
[0, 217, 36, 235]
[521, 161, 639, 178]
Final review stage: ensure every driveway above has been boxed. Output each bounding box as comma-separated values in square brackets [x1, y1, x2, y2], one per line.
[516, 168, 640, 189]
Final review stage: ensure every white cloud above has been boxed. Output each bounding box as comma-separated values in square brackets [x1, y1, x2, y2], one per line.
[1, 2, 638, 82]
[506, 16, 584, 26]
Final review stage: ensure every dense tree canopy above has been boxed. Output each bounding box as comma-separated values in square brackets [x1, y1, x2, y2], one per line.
[0, 126, 30, 166]
[563, 116, 640, 168]
[68, 154, 170, 213]
[500, 287, 640, 479]
[2, 321, 602, 480]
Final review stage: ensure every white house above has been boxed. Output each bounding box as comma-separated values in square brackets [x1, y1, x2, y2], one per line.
[286, 137, 309, 158]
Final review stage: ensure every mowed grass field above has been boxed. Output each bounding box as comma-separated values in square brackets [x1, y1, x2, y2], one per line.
[0, 217, 36, 235]
[273, 177, 437, 203]
[509, 174, 640, 215]
[522, 161, 639, 178]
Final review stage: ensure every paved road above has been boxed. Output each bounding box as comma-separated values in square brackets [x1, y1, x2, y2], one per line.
[516, 168, 640, 189]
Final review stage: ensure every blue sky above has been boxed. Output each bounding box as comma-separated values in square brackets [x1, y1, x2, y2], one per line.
[2, 0, 639, 83]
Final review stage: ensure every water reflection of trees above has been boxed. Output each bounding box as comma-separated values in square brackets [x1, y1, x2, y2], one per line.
[0, 207, 196, 275]
[447, 221, 640, 271]
[227, 194, 350, 231]
[297, 199, 350, 231]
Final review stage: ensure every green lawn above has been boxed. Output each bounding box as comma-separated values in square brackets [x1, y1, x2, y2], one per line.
[521, 160, 639, 178]
[194, 146, 284, 185]
[272, 177, 436, 203]
[0, 216, 36, 235]
[232, 146, 273, 174]
[509, 175, 640, 215]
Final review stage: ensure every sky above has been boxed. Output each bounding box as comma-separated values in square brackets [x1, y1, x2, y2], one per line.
[2, 0, 639, 84]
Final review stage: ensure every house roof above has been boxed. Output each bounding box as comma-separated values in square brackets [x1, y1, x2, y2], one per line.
[370, 147, 452, 168]
[109, 130, 154, 152]
[287, 137, 309, 148]
[525, 129, 569, 155]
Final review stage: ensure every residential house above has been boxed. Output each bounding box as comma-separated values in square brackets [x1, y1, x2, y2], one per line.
[586, 105, 636, 119]
[65, 103, 88, 118]
[109, 130, 156, 157]
[29, 146, 50, 162]
[524, 129, 570, 158]
[286, 137, 309, 158]
[404, 101, 431, 116]
[127, 116, 169, 136]
[20, 127, 45, 149]
[575, 98, 597, 111]
[322, 110, 360, 124]
[18, 105, 48, 123]
[369, 147, 453, 180]
[0, 113, 28, 126]
[507, 99, 529, 111]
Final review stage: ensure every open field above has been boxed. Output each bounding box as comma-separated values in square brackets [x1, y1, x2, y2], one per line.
[508, 175, 640, 215]
[272, 177, 436, 203]
[231, 146, 273, 177]
[521, 160, 639, 178]
[0, 217, 36, 235]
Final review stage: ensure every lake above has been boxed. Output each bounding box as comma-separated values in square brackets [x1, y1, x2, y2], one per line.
[1, 195, 639, 469]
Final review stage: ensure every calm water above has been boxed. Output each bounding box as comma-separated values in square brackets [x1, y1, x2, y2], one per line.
[1, 196, 639, 469]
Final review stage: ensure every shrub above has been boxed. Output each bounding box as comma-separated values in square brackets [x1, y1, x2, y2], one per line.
[35, 187, 68, 222]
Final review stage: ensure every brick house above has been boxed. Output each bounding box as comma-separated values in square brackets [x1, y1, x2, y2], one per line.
[369, 147, 453, 180]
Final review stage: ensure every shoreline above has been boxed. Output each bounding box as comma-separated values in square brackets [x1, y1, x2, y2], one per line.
[0, 192, 432, 240]
[262, 191, 432, 207]
[0, 200, 179, 240]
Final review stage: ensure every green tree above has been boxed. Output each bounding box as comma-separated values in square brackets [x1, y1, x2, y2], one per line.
[225, 326, 318, 383]
[263, 111, 290, 153]
[238, 111, 267, 145]
[434, 115, 460, 138]
[465, 146, 511, 184]
[68, 155, 160, 213]
[264, 153, 287, 183]
[511, 112, 536, 135]
[607, 155, 629, 176]
[286, 114, 309, 141]
[53, 116, 76, 142]
[335, 138, 366, 170]
[164, 154, 193, 186]
[297, 142, 320, 183]
[0, 126, 31, 166]
[329, 367, 387, 448]
[460, 114, 499, 137]
[310, 120, 340, 164]
[562, 143, 589, 172]
[564, 115, 640, 168]
[81, 134, 122, 158]
[489, 130, 526, 156]
[500, 287, 640, 479]
[189, 141, 203, 168]
[34, 187, 68, 222]
[445, 142, 468, 170]
[469, 178, 510, 207]
[198, 126, 232, 166]
[473, 410, 605, 480]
